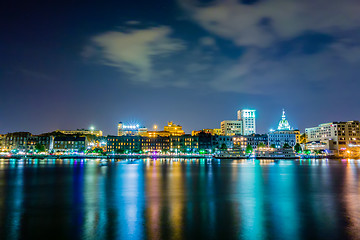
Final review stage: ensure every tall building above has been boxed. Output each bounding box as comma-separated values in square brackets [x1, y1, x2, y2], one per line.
[163, 122, 185, 136]
[268, 110, 300, 148]
[117, 122, 147, 136]
[237, 109, 256, 135]
[221, 120, 243, 136]
[305, 121, 360, 153]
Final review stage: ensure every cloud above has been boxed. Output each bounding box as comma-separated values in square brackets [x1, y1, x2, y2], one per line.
[85, 26, 185, 81]
[179, 0, 360, 47]
[83, 1, 360, 100]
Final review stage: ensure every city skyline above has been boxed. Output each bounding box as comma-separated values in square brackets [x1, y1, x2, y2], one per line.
[2, 0, 360, 135]
[0, 108, 357, 135]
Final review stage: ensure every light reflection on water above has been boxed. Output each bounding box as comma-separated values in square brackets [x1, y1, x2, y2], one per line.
[0, 158, 359, 240]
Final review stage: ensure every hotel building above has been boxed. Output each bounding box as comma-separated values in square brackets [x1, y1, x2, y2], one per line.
[305, 121, 360, 153]
[237, 109, 256, 135]
[221, 120, 243, 136]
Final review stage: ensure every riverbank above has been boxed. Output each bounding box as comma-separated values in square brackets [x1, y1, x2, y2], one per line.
[0, 154, 214, 159]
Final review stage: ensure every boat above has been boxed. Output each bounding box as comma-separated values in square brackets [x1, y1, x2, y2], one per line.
[255, 148, 299, 159]
[213, 149, 249, 159]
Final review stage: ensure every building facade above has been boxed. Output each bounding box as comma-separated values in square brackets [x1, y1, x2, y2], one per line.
[53, 136, 87, 152]
[221, 120, 243, 136]
[237, 109, 256, 135]
[305, 121, 360, 153]
[164, 122, 185, 136]
[246, 134, 268, 149]
[211, 135, 234, 149]
[268, 110, 300, 148]
[117, 122, 147, 136]
[170, 135, 198, 152]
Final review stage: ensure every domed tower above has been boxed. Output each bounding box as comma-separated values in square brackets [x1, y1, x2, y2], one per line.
[277, 109, 291, 130]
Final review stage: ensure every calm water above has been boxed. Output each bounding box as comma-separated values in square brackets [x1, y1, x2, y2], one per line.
[0, 158, 359, 240]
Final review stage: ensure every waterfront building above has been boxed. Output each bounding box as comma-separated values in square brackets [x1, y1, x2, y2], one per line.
[246, 134, 268, 149]
[142, 136, 170, 152]
[164, 122, 185, 136]
[268, 110, 300, 148]
[53, 136, 87, 152]
[0, 134, 6, 152]
[107, 136, 142, 152]
[170, 135, 198, 152]
[4, 132, 32, 151]
[117, 122, 147, 136]
[233, 136, 247, 149]
[107, 135, 198, 153]
[26, 135, 54, 151]
[197, 132, 213, 151]
[58, 128, 103, 137]
[211, 135, 234, 149]
[221, 120, 243, 136]
[305, 121, 360, 154]
[237, 109, 256, 135]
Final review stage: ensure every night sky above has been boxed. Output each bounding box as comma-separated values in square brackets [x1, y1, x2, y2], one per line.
[1, 0, 360, 135]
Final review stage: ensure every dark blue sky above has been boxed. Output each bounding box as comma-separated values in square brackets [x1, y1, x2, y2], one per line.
[1, 0, 360, 135]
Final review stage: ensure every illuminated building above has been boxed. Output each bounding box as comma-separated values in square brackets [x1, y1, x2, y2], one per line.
[163, 122, 185, 136]
[0, 134, 6, 152]
[221, 120, 243, 136]
[268, 110, 300, 148]
[170, 135, 198, 152]
[4, 132, 32, 151]
[58, 128, 103, 137]
[233, 136, 247, 149]
[145, 131, 170, 138]
[53, 136, 87, 152]
[305, 120, 360, 154]
[237, 109, 256, 135]
[233, 134, 268, 149]
[192, 128, 221, 136]
[3, 132, 53, 152]
[142, 137, 170, 152]
[117, 122, 147, 136]
[107, 136, 142, 152]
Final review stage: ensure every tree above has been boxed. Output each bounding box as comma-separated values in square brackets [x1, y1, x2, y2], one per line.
[258, 142, 266, 148]
[220, 143, 228, 150]
[116, 149, 125, 154]
[294, 143, 302, 153]
[78, 147, 86, 153]
[283, 143, 291, 148]
[246, 144, 253, 154]
[270, 144, 276, 149]
[35, 143, 45, 152]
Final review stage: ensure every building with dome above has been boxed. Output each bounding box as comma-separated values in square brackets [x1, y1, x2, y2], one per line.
[268, 110, 300, 148]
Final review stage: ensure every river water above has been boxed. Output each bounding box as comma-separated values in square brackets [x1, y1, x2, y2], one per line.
[0, 158, 359, 240]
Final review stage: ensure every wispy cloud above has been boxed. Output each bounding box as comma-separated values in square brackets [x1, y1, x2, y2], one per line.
[84, 26, 185, 82]
[179, 0, 360, 47]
